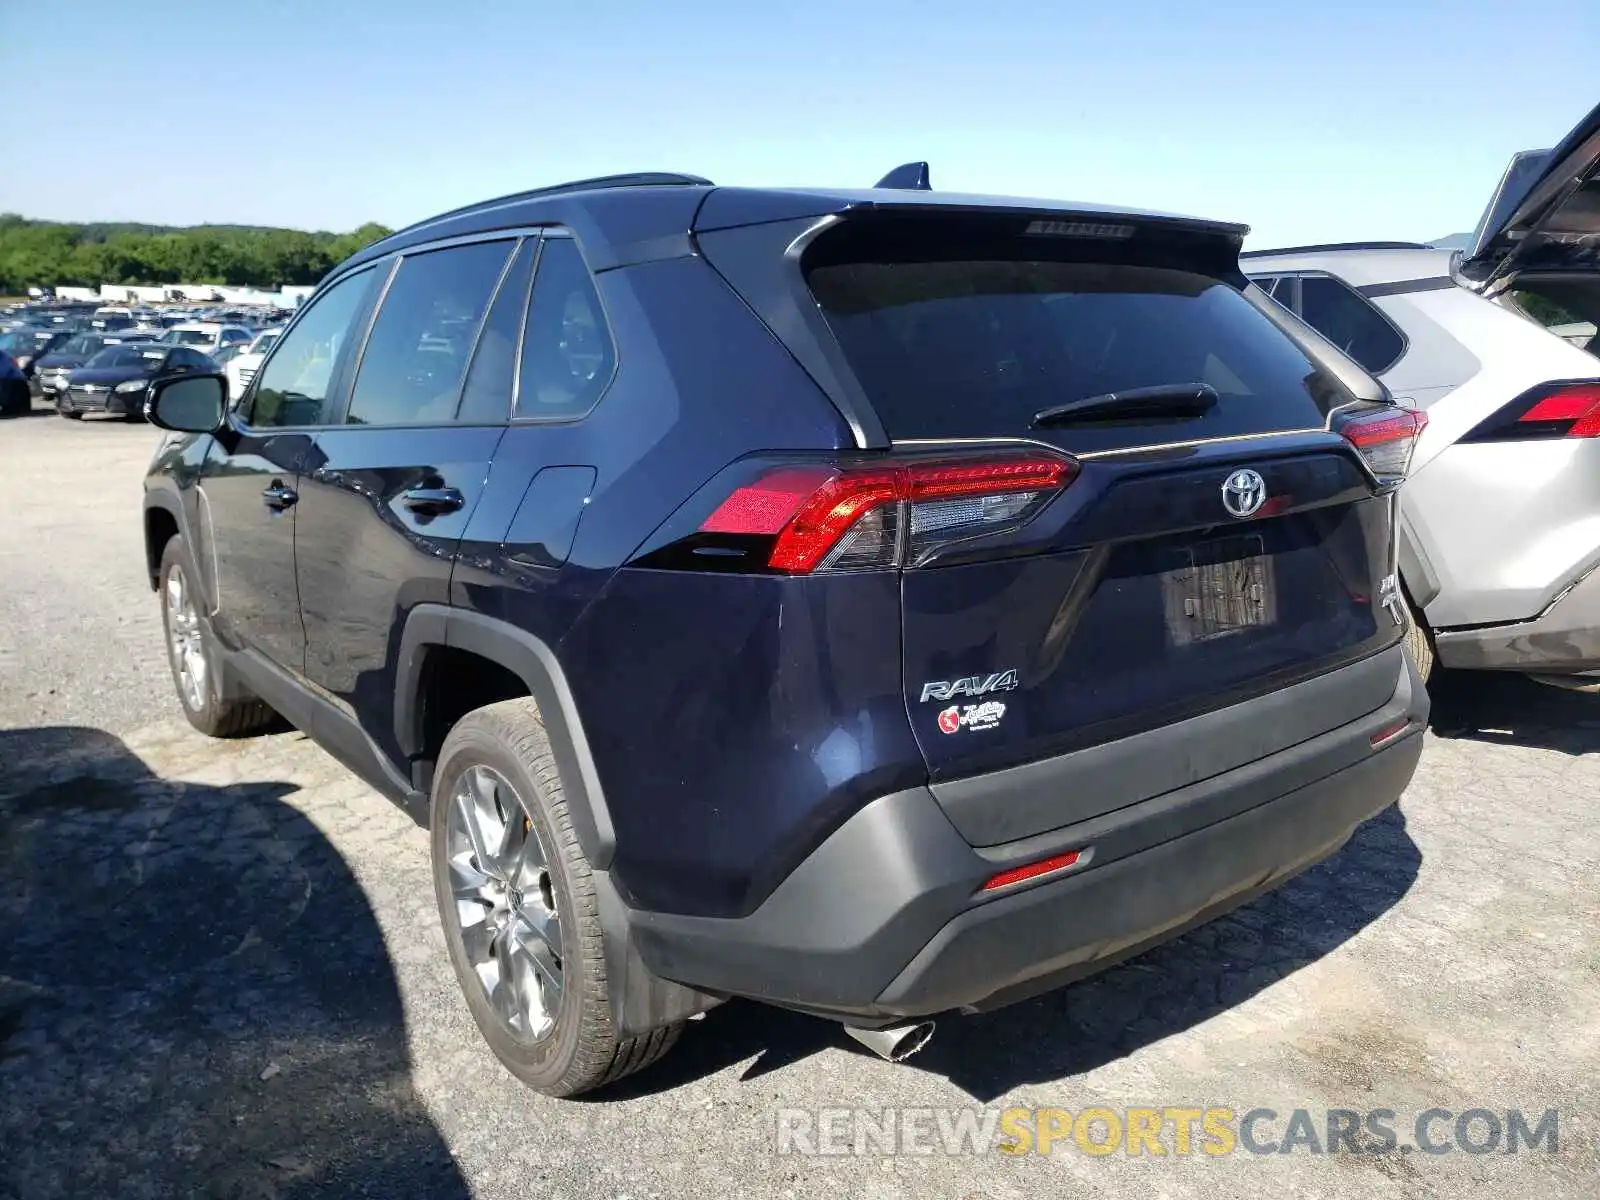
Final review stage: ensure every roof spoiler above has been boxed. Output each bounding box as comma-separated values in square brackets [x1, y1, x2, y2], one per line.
[875, 162, 932, 191]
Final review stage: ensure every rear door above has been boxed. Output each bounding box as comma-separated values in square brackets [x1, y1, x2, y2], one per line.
[798, 213, 1406, 783]
[293, 235, 526, 763]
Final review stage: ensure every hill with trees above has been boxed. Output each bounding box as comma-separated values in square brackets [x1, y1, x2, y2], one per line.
[0, 214, 394, 292]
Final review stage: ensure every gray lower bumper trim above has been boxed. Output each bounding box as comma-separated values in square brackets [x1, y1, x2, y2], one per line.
[1435, 566, 1600, 673]
[629, 651, 1427, 1018]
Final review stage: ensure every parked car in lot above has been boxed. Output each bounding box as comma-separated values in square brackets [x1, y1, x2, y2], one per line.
[158, 322, 254, 355]
[60, 344, 214, 420]
[31, 331, 155, 398]
[0, 347, 30, 416]
[1244, 99, 1600, 688]
[141, 167, 1429, 1097]
[222, 326, 281, 399]
[0, 325, 74, 384]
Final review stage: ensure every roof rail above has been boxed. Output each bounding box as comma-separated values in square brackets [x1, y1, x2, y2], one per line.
[384, 171, 714, 241]
[875, 162, 932, 191]
[1239, 240, 1433, 259]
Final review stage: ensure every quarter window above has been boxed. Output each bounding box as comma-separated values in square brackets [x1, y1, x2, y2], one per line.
[1295, 275, 1406, 374]
[249, 267, 377, 428]
[346, 240, 513, 426]
[515, 238, 615, 421]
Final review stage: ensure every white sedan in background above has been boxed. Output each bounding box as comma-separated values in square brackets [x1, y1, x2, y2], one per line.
[224, 327, 282, 400]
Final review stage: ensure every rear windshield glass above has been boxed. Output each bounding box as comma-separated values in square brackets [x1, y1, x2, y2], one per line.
[804, 219, 1354, 452]
[162, 329, 212, 346]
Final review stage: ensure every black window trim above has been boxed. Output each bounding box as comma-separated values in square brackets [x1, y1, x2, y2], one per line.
[1247, 268, 1408, 375]
[499, 235, 544, 422]
[455, 234, 539, 425]
[337, 235, 525, 429]
[230, 223, 594, 434]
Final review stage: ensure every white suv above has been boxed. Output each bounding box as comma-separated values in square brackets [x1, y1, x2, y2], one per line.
[159, 323, 254, 357]
[1243, 98, 1600, 688]
[223, 327, 282, 399]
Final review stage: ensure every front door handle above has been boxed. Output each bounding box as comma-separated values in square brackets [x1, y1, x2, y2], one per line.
[261, 482, 298, 510]
[401, 486, 464, 515]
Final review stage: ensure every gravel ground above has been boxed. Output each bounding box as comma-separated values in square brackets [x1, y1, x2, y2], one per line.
[1, 403, 1598, 1199]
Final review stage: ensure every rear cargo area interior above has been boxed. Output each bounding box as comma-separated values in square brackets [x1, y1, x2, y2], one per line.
[1509, 275, 1600, 355]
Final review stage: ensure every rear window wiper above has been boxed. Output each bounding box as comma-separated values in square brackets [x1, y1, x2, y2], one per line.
[1032, 383, 1218, 427]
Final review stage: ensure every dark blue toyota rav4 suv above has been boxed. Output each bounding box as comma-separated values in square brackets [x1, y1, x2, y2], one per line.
[142, 167, 1429, 1096]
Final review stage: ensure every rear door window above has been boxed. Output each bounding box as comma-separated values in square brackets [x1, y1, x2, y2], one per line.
[804, 219, 1356, 454]
[345, 240, 513, 426]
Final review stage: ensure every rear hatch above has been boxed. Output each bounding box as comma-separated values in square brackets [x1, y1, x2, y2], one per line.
[797, 211, 1409, 790]
[1460, 99, 1600, 290]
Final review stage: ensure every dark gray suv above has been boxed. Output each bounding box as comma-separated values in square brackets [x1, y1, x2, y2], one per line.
[142, 166, 1429, 1096]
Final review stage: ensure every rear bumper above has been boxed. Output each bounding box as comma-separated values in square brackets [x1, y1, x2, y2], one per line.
[1434, 564, 1600, 674]
[629, 646, 1427, 1020]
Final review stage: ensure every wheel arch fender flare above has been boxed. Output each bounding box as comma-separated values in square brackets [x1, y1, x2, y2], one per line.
[395, 605, 617, 869]
[142, 489, 188, 590]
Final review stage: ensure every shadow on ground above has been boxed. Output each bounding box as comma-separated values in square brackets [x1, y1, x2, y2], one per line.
[0, 726, 468, 1200]
[614, 805, 1421, 1104]
[1428, 668, 1600, 755]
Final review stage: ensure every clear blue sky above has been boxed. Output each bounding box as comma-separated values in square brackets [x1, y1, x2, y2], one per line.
[3, 0, 1596, 248]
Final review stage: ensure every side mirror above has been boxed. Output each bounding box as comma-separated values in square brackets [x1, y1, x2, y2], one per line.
[147, 372, 227, 433]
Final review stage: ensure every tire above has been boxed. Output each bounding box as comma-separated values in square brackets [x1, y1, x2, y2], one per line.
[158, 538, 277, 737]
[1402, 590, 1435, 685]
[430, 698, 682, 1097]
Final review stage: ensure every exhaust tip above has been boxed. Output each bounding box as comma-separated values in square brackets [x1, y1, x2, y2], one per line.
[844, 1020, 936, 1063]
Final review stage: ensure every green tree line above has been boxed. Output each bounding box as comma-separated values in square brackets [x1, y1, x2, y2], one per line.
[0, 214, 394, 292]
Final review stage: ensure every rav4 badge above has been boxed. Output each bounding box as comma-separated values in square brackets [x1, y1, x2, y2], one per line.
[920, 669, 1019, 703]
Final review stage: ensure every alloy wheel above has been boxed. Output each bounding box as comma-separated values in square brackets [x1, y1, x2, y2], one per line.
[445, 764, 564, 1043]
[164, 566, 207, 712]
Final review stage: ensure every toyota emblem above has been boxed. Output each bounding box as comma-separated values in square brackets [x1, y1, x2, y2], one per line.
[1221, 469, 1267, 519]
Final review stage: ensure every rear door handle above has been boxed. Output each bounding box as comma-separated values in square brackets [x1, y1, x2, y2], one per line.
[401, 486, 464, 515]
[261, 482, 298, 510]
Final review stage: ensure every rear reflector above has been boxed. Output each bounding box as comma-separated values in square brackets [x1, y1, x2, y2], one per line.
[980, 848, 1084, 892]
[700, 452, 1077, 574]
[1370, 718, 1412, 747]
[1338, 406, 1426, 484]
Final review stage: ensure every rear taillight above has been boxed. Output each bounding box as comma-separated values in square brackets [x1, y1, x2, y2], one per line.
[1521, 386, 1600, 437]
[1337, 405, 1426, 485]
[698, 452, 1076, 574]
[1461, 381, 1600, 442]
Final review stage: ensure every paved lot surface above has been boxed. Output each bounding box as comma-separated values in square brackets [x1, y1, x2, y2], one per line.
[2, 403, 1598, 1199]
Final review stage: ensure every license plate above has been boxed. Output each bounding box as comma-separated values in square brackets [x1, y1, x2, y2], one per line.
[1161, 535, 1277, 646]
